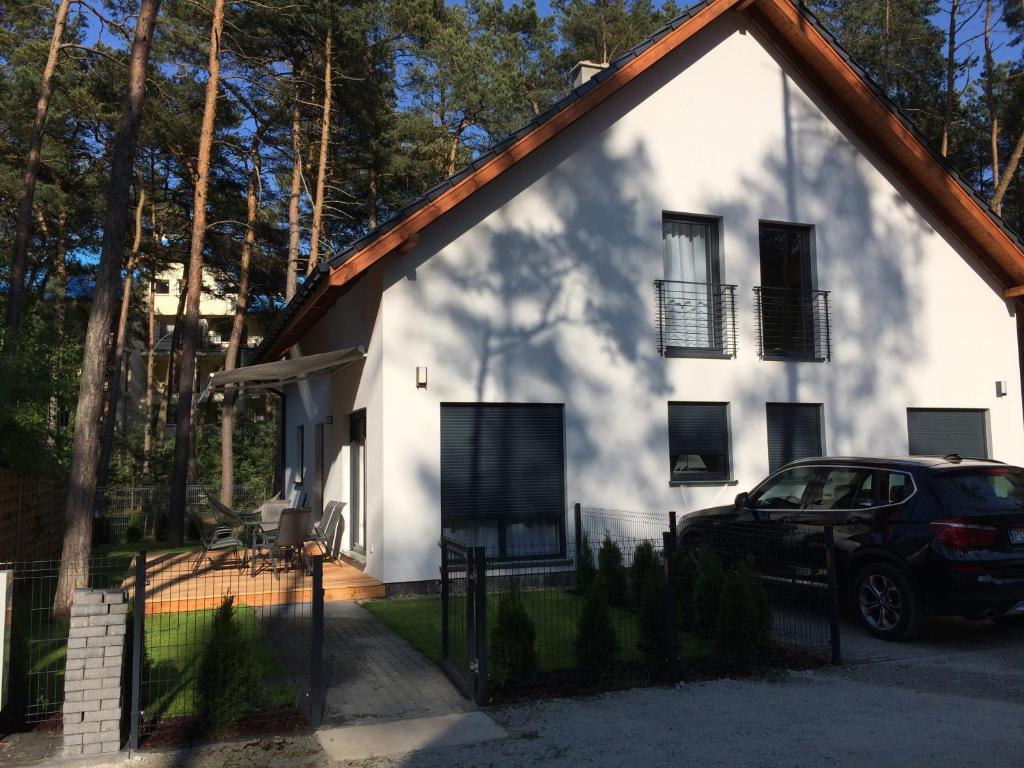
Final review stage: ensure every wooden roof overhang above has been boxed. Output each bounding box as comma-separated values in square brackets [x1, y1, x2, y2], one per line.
[256, 0, 1024, 362]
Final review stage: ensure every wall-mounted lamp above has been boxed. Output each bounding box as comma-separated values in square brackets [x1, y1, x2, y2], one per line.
[996, 380, 1008, 398]
[416, 366, 428, 389]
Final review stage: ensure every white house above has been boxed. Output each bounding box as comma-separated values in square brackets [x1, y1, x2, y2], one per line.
[242, 0, 1024, 590]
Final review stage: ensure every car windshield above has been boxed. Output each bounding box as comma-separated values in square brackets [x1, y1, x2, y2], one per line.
[935, 467, 1024, 513]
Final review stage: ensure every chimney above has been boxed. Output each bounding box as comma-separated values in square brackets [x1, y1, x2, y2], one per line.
[570, 60, 609, 88]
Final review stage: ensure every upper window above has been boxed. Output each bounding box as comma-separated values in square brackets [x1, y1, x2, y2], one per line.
[154, 279, 170, 295]
[755, 222, 830, 361]
[668, 402, 731, 483]
[766, 403, 823, 473]
[656, 215, 736, 357]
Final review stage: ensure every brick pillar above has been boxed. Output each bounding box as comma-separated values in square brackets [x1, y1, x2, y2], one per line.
[63, 588, 129, 757]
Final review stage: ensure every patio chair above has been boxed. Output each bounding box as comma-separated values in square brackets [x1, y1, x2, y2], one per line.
[309, 501, 346, 560]
[251, 507, 313, 578]
[188, 509, 245, 574]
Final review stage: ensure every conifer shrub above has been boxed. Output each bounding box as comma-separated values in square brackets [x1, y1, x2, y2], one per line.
[489, 581, 538, 694]
[630, 539, 661, 607]
[673, 546, 700, 631]
[125, 512, 143, 543]
[689, 548, 725, 638]
[198, 596, 262, 734]
[575, 580, 619, 675]
[596, 534, 628, 608]
[637, 565, 668, 667]
[575, 532, 596, 594]
[715, 558, 773, 667]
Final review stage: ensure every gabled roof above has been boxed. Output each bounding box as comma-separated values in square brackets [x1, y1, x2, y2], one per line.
[254, 0, 1024, 362]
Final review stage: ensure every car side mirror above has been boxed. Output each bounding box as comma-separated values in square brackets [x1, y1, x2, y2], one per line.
[734, 492, 749, 509]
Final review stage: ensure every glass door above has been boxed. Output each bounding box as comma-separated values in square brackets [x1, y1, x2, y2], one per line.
[349, 410, 366, 553]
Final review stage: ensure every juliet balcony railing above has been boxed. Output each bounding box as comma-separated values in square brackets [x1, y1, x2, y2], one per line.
[655, 280, 738, 357]
[753, 286, 832, 362]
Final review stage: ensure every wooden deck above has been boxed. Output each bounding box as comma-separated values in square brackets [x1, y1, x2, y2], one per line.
[124, 550, 385, 615]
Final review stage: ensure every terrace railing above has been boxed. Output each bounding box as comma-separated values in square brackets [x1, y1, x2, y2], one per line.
[753, 286, 832, 361]
[655, 280, 737, 357]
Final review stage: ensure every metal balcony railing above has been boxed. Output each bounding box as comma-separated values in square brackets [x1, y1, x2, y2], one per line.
[655, 280, 737, 357]
[754, 286, 831, 362]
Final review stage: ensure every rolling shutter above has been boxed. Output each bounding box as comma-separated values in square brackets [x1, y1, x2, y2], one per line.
[667, 402, 730, 481]
[766, 403, 823, 473]
[440, 404, 565, 522]
[907, 409, 989, 458]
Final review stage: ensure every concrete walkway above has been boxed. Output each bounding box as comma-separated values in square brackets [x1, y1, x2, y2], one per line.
[321, 601, 471, 724]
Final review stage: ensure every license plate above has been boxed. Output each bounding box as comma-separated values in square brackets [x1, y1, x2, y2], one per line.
[1010, 528, 1024, 546]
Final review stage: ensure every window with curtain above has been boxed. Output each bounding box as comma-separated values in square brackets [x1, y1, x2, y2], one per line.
[667, 402, 731, 483]
[661, 215, 721, 350]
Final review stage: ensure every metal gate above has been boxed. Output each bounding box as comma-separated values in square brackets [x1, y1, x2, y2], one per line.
[439, 537, 488, 704]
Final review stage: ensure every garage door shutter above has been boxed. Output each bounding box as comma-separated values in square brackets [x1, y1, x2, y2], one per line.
[440, 404, 565, 522]
[907, 409, 989, 458]
[766, 403, 823, 473]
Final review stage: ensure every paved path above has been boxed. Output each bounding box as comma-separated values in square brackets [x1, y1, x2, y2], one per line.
[321, 601, 470, 724]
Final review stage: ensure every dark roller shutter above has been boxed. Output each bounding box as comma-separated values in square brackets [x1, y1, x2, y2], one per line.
[907, 409, 989, 458]
[668, 403, 728, 455]
[766, 403, 823, 473]
[440, 404, 565, 522]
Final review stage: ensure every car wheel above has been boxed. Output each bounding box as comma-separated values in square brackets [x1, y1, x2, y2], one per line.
[853, 562, 923, 641]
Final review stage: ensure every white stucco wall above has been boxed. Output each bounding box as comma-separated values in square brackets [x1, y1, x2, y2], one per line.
[282, 265, 385, 581]
[365, 17, 1024, 583]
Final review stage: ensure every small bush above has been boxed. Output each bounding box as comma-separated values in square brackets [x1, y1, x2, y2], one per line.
[125, 512, 143, 543]
[673, 547, 700, 631]
[689, 549, 725, 638]
[489, 581, 537, 694]
[575, 580, 619, 675]
[637, 566, 668, 667]
[596, 534, 628, 608]
[575, 533, 596, 594]
[715, 559, 772, 667]
[186, 513, 201, 542]
[92, 516, 111, 547]
[154, 512, 168, 543]
[630, 539, 661, 607]
[198, 596, 262, 734]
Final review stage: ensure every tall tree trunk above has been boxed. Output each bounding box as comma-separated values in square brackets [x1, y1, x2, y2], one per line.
[46, 210, 68, 446]
[54, 0, 161, 617]
[286, 91, 302, 300]
[308, 29, 332, 273]
[142, 266, 157, 476]
[97, 189, 145, 493]
[941, 0, 959, 157]
[156, 272, 187, 444]
[992, 130, 1024, 214]
[985, 0, 1000, 202]
[221, 127, 266, 506]
[6, 0, 72, 344]
[168, 0, 226, 545]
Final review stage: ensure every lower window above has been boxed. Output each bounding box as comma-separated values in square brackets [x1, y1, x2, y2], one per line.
[668, 402, 731, 483]
[766, 403, 823, 473]
[440, 403, 566, 559]
[907, 408, 989, 458]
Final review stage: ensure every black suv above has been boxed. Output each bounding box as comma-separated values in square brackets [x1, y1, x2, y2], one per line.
[677, 456, 1024, 640]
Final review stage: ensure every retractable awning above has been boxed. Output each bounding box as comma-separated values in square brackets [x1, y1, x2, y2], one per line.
[199, 346, 366, 402]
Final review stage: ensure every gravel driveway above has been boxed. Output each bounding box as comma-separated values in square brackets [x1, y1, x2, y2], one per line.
[64, 616, 1024, 768]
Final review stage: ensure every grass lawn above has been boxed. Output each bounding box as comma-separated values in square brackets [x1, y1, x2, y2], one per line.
[362, 590, 713, 672]
[142, 604, 296, 721]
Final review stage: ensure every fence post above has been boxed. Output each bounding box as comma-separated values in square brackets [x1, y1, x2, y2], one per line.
[128, 551, 146, 751]
[824, 525, 842, 665]
[669, 511, 677, 543]
[465, 548, 476, 697]
[310, 555, 324, 729]
[440, 543, 450, 665]
[573, 503, 582, 564]
[472, 546, 488, 706]
[662, 531, 678, 683]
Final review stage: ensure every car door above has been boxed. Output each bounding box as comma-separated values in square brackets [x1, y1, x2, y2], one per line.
[739, 466, 820, 576]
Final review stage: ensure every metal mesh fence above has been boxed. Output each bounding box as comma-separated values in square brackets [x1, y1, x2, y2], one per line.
[95, 484, 269, 543]
[439, 505, 839, 702]
[131, 549, 320, 745]
[0, 557, 135, 730]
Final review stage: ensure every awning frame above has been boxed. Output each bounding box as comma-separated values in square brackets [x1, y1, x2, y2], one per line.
[198, 346, 366, 402]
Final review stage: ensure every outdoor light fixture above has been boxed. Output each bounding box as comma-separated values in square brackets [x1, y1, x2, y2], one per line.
[416, 366, 428, 389]
[997, 380, 1008, 398]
